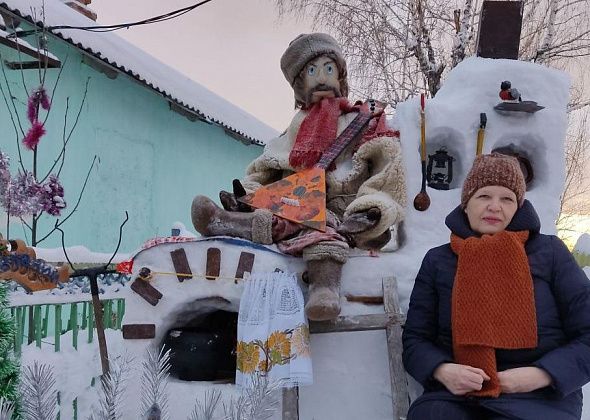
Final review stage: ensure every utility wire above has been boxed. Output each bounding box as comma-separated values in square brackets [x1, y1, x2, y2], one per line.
[8, 0, 214, 38]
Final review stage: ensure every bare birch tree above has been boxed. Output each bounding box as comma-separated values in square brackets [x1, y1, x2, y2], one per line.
[274, 0, 590, 226]
[274, 0, 589, 103]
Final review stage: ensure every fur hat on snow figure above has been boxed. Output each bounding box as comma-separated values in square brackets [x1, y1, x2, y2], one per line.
[280, 33, 349, 108]
[461, 152, 526, 208]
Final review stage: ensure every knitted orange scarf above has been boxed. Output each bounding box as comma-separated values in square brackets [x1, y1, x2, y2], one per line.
[450, 230, 537, 397]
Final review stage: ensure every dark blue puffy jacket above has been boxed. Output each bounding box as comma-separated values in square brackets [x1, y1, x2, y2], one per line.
[402, 200, 590, 419]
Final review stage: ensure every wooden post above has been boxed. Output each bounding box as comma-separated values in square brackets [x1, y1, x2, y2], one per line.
[88, 272, 109, 375]
[282, 388, 299, 420]
[383, 277, 410, 419]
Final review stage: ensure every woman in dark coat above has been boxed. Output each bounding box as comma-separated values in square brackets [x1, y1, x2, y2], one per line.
[403, 153, 590, 420]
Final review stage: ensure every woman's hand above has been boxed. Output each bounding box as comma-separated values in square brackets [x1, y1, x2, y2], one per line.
[433, 363, 491, 395]
[498, 367, 552, 393]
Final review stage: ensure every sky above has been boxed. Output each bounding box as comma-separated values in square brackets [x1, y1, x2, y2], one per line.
[91, 0, 316, 132]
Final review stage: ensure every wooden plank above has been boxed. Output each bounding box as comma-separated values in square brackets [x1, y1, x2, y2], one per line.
[309, 313, 404, 334]
[71, 303, 78, 350]
[55, 304, 62, 352]
[206, 247, 221, 280]
[0, 32, 61, 67]
[34, 305, 42, 348]
[10, 307, 15, 352]
[42, 305, 50, 337]
[15, 306, 23, 355]
[87, 302, 94, 343]
[81, 302, 88, 329]
[130, 278, 163, 306]
[345, 294, 384, 305]
[28, 305, 34, 344]
[383, 277, 410, 419]
[170, 248, 192, 282]
[4, 60, 60, 70]
[20, 307, 26, 349]
[122, 324, 155, 339]
[116, 299, 124, 329]
[282, 387, 299, 420]
[235, 252, 255, 283]
[104, 300, 112, 329]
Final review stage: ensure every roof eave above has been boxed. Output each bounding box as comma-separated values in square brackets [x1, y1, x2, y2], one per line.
[0, 3, 265, 147]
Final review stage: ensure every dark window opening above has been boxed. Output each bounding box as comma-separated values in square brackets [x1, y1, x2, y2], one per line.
[162, 309, 238, 382]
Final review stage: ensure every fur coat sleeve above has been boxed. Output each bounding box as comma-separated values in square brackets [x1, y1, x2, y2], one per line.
[342, 134, 406, 246]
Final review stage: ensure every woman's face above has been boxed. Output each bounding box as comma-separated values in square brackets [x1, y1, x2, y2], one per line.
[465, 185, 518, 234]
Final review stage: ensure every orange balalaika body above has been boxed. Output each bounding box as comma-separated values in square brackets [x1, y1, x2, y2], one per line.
[238, 104, 378, 232]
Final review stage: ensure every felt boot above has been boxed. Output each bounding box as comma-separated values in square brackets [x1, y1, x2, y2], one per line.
[191, 195, 273, 244]
[304, 258, 343, 321]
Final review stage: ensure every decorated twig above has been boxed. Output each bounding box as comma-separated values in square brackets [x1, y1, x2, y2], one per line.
[0, 13, 93, 248]
[57, 211, 129, 376]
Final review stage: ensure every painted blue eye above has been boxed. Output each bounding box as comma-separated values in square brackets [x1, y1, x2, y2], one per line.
[326, 64, 334, 74]
[307, 66, 316, 76]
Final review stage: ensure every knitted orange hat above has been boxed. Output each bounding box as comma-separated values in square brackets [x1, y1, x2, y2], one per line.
[461, 153, 526, 208]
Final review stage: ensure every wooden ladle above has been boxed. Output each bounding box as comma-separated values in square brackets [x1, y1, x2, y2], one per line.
[413, 94, 430, 211]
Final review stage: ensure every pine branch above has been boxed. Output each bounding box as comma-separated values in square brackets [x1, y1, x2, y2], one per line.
[140, 347, 171, 420]
[222, 373, 280, 420]
[188, 389, 221, 420]
[19, 362, 57, 420]
[0, 397, 15, 420]
[90, 353, 134, 420]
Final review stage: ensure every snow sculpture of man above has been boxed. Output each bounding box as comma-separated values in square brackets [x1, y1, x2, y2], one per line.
[192, 33, 406, 321]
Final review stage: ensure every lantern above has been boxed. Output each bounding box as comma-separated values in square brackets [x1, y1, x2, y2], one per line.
[426, 149, 454, 190]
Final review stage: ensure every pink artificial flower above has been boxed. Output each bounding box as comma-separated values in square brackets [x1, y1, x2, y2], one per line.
[26, 86, 51, 124]
[27, 93, 38, 124]
[22, 121, 46, 150]
[39, 88, 51, 111]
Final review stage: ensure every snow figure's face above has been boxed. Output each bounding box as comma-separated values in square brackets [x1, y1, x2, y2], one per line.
[302, 55, 341, 105]
[465, 185, 518, 235]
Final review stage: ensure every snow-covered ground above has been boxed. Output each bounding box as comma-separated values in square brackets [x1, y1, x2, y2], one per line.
[11, 57, 590, 419]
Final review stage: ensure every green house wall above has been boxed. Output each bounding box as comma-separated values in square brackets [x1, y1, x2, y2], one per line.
[0, 31, 264, 253]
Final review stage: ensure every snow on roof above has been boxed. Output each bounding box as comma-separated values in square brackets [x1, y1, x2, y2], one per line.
[0, 0, 278, 145]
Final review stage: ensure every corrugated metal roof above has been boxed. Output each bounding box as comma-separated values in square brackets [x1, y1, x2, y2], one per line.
[0, 0, 278, 145]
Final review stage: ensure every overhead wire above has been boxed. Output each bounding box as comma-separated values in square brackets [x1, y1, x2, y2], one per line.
[8, 0, 214, 38]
